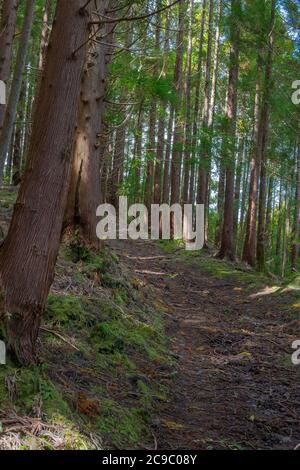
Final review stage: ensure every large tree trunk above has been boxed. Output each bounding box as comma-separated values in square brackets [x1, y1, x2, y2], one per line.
[64, 0, 113, 249]
[0, 0, 90, 365]
[0, 0, 18, 132]
[217, 0, 241, 260]
[0, 0, 35, 183]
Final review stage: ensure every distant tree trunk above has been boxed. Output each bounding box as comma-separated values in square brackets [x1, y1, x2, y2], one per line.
[292, 124, 300, 271]
[233, 136, 244, 244]
[256, 0, 276, 272]
[153, 106, 165, 205]
[38, 0, 52, 72]
[12, 83, 26, 186]
[238, 148, 250, 252]
[0, 0, 18, 133]
[162, 105, 174, 204]
[144, 100, 157, 210]
[276, 181, 283, 257]
[217, 0, 241, 260]
[99, 122, 110, 203]
[282, 188, 290, 277]
[0, 0, 36, 183]
[110, 122, 126, 206]
[197, 0, 214, 207]
[132, 106, 144, 203]
[0, 0, 90, 365]
[189, 0, 207, 205]
[170, 0, 185, 226]
[64, 0, 113, 248]
[145, 13, 161, 211]
[242, 54, 263, 266]
[215, 163, 225, 246]
[154, 11, 170, 205]
[197, 0, 214, 245]
[33, 0, 52, 113]
[109, 25, 131, 207]
[182, 0, 194, 204]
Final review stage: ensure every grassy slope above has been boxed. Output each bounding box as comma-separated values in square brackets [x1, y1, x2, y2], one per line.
[0, 191, 173, 450]
[0, 246, 174, 450]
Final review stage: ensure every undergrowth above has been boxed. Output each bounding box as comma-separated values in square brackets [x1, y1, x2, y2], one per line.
[0, 245, 173, 450]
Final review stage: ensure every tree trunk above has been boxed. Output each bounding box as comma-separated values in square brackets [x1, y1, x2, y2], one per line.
[170, 0, 185, 222]
[154, 11, 170, 205]
[12, 82, 26, 186]
[189, 0, 207, 205]
[233, 136, 244, 245]
[0, 0, 36, 183]
[0, 0, 90, 365]
[0, 0, 18, 132]
[217, 0, 241, 260]
[197, 0, 214, 245]
[64, 0, 113, 248]
[256, 0, 276, 272]
[182, 0, 194, 204]
[197, 0, 214, 207]
[242, 54, 263, 266]
[132, 106, 144, 203]
[145, 12, 161, 211]
[162, 105, 174, 204]
[292, 123, 300, 271]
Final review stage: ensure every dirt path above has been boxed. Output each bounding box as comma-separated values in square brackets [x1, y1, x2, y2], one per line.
[112, 239, 300, 450]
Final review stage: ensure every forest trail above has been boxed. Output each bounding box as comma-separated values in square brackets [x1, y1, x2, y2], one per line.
[112, 240, 300, 450]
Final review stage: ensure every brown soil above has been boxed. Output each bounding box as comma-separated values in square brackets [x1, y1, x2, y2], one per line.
[112, 239, 300, 450]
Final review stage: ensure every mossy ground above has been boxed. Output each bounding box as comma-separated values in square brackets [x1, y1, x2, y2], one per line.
[157, 239, 272, 290]
[0, 243, 173, 450]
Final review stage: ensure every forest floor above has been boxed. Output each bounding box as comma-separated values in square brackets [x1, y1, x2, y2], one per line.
[111, 239, 300, 450]
[0, 188, 300, 450]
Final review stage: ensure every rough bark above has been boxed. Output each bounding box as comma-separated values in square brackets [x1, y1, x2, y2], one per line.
[64, 0, 114, 248]
[0, 0, 90, 364]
